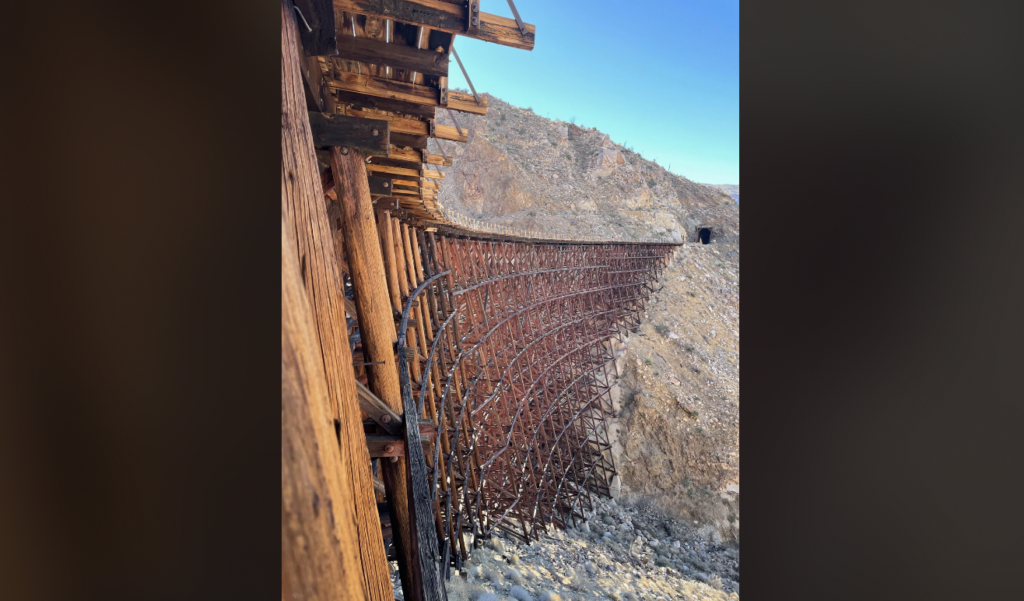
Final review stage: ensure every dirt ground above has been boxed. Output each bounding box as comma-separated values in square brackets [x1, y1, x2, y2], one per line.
[440, 494, 739, 601]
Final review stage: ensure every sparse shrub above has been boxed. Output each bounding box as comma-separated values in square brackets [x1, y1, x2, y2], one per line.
[708, 574, 723, 590]
[653, 324, 669, 336]
[644, 358, 653, 366]
[528, 211, 536, 217]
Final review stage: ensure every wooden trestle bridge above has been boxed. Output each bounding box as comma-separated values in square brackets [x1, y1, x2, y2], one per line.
[282, 2, 680, 600]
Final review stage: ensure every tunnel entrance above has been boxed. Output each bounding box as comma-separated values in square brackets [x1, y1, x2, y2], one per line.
[697, 227, 711, 244]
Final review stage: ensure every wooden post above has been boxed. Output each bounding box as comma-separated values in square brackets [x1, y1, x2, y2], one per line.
[331, 145, 423, 601]
[282, 2, 392, 599]
[283, 217, 366, 601]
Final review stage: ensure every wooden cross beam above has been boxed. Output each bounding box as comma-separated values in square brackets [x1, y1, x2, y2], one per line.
[327, 72, 487, 115]
[335, 34, 449, 77]
[333, 0, 536, 51]
[307, 111, 390, 155]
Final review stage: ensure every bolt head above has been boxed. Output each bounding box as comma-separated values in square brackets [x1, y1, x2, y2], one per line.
[385, 444, 396, 453]
[372, 128, 380, 136]
[384, 181, 390, 187]
[340, 147, 349, 155]
[381, 414, 392, 423]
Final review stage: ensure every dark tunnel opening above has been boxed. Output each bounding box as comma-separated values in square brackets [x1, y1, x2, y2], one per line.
[698, 228, 711, 244]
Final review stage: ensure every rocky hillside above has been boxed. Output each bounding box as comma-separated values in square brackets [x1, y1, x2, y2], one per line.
[430, 94, 738, 244]
[610, 243, 739, 542]
[444, 495, 740, 601]
[708, 185, 739, 204]
[427, 94, 739, 547]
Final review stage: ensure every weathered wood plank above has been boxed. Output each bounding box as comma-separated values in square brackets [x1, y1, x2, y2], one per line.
[327, 72, 488, 115]
[308, 111, 390, 155]
[282, 217, 366, 601]
[302, 56, 337, 113]
[333, 0, 536, 50]
[367, 163, 419, 178]
[384, 146, 452, 166]
[336, 34, 449, 77]
[331, 145, 423, 599]
[293, 0, 338, 56]
[333, 88, 437, 119]
[356, 380, 403, 436]
[281, 4, 382, 600]
[391, 132, 429, 149]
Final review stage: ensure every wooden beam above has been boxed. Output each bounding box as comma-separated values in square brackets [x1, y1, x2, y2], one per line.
[366, 163, 419, 178]
[282, 216, 366, 601]
[308, 111, 389, 155]
[331, 145, 423, 600]
[356, 380, 403, 436]
[333, 0, 536, 50]
[369, 149, 451, 168]
[302, 56, 337, 113]
[435, 123, 467, 142]
[293, 0, 338, 56]
[327, 71, 487, 115]
[367, 175, 394, 195]
[366, 436, 405, 458]
[366, 435, 432, 458]
[335, 34, 449, 77]
[390, 132, 429, 149]
[367, 164, 444, 181]
[344, 106, 467, 144]
[333, 88, 437, 119]
[344, 106, 429, 135]
[281, 4, 383, 600]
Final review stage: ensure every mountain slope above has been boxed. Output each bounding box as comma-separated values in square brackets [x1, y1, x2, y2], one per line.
[431, 94, 738, 244]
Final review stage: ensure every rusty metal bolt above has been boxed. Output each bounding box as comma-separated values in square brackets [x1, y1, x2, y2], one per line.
[384, 444, 396, 454]
[372, 128, 379, 137]
[339, 147, 349, 155]
[383, 181, 389, 187]
[389, 456, 398, 463]
[381, 414, 392, 424]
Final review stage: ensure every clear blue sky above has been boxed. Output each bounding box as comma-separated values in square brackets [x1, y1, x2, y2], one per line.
[448, 0, 739, 185]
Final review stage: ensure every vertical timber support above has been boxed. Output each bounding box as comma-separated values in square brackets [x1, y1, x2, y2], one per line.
[331, 145, 424, 601]
[282, 218, 366, 601]
[281, 1, 378, 599]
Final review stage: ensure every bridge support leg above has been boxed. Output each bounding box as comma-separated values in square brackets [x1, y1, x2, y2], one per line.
[282, 1, 391, 599]
[332, 145, 423, 601]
